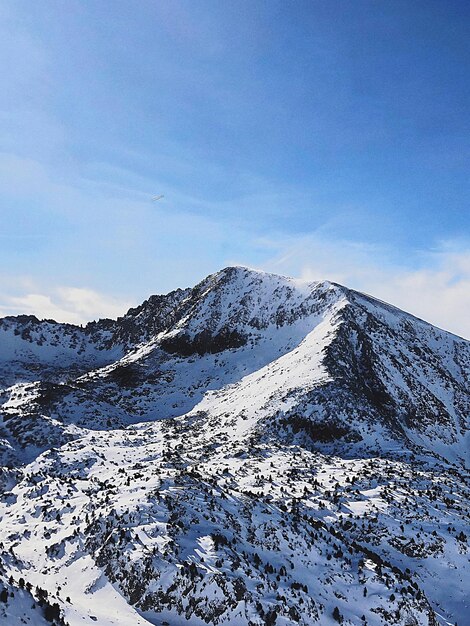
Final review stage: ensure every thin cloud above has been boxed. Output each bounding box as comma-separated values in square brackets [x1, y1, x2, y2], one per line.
[259, 234, 470, 340]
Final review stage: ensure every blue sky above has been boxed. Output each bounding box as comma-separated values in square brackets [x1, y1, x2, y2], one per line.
[1, 1, 470, 336]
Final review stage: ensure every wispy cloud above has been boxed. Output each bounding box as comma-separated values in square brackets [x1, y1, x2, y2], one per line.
[259, 234, 470, 340]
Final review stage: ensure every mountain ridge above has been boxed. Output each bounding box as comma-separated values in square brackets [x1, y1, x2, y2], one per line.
[0, 266, 469, 626]
[2, 265, 467, 340]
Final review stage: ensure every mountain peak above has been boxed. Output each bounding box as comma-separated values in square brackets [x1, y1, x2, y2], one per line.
[0, 265, 469, 626]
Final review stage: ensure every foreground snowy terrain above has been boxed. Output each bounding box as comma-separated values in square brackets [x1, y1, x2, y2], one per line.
[0, 267, 468, 625]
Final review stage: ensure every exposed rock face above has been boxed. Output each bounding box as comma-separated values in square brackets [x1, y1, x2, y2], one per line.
[0, 266, 468, 626]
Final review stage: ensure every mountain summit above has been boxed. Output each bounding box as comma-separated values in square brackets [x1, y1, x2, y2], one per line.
[0, 267, 468, 625]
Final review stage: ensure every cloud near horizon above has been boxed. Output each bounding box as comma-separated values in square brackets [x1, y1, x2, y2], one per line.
[0, 285, 132, 326]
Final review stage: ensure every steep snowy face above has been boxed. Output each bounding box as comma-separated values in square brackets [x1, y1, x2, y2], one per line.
[0, 267, 335, 374]
[320, 289, 470, 466]
[0, 267, 350, 465]
[165, 266, 331, 332]
[1, 266, 470, 467]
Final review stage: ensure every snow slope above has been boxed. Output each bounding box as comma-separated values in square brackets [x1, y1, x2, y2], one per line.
[0, 266, 468, 625]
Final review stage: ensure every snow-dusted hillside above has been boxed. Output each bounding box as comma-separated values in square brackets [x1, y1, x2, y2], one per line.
[0, 575, 66, 626]
[0, 266, 468, 625]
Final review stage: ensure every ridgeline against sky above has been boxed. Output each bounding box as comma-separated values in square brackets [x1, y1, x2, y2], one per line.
[1, 1, 470, 336]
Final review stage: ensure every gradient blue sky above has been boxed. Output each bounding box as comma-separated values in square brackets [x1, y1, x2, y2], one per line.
[1, 1, 470, 335]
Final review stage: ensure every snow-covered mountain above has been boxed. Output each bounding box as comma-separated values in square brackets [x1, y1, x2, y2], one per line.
[0, 266, 468, 626]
